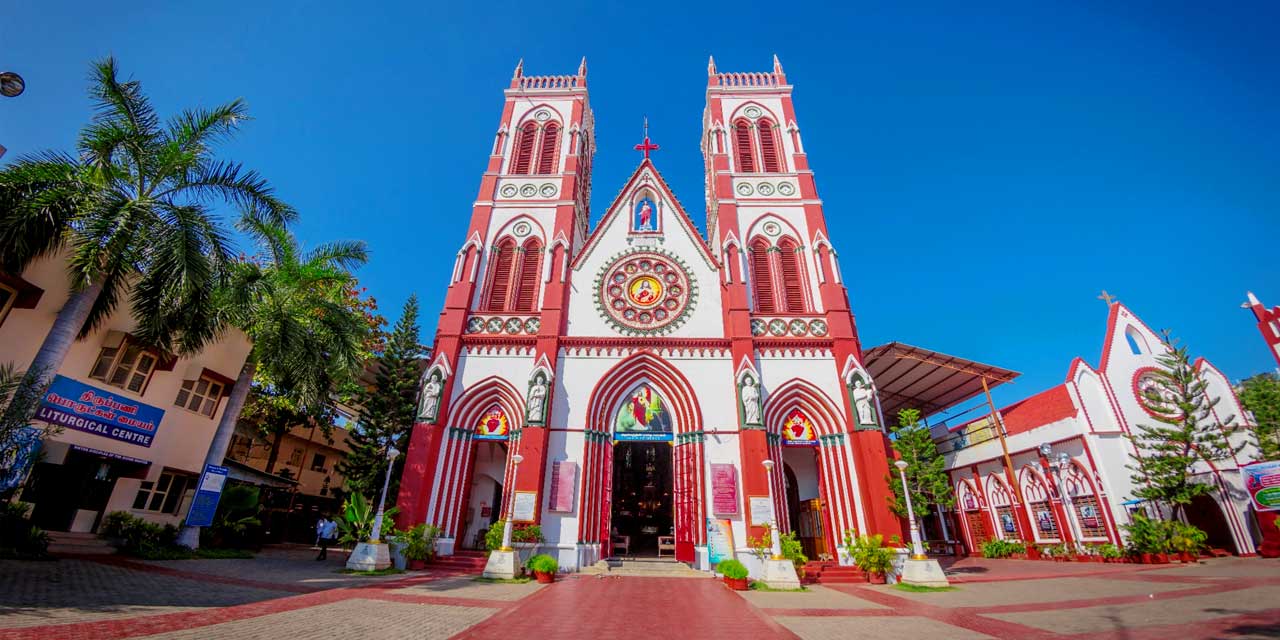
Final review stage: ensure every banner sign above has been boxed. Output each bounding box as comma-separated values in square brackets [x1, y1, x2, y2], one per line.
[511, 491, 538, 523]
[707, 518, 735, 566]
[548, 461, 577, 512]
[711, 464, 739, 515]
[184, 464, 229, 527]
[37, 375, 164, 447]
[1243, 460, 1280, 512]
[0, 426, 42, 492]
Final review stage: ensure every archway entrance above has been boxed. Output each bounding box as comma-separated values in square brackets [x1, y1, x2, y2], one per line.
[610, 442, 674, 557]
[1184, 493, 1238, 554]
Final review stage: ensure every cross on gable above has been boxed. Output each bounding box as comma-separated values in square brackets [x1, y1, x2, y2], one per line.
[1098, 290, 1117, 305]
[634, 117, 659, 159]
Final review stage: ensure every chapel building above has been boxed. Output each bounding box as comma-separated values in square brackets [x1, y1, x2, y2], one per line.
[394, 57, 903, 572]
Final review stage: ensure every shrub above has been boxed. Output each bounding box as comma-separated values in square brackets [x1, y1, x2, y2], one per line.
[513, 524, 543, 544]
[485, 520, 505, 551]
[525, 553, 558, 574]
[1097, 543, 1122, 559]
[716, 558, 749, 580]
[1122, 513, 1179, 554]
[844, 530, 894, 575]
[336, 493, 399, 545]
[98, 511, 177, 555]
[0, 502, 50, 558]
[980, 539, 1026, 558]
[1170, 522, 1207, 555]
[403, 523, 441, 561]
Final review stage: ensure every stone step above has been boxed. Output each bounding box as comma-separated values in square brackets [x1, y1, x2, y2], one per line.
[47, 532, 116, 556]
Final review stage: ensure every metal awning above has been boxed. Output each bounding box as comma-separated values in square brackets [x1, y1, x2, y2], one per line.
[863, 342, 1020, 419]
[221, 458, 298, 489]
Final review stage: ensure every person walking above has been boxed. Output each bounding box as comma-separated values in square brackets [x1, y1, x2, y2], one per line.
[316, 515, 338, 561]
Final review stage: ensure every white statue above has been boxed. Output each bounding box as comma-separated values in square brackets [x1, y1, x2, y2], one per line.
[851, 378, 877, 427]
[527, 375, 548, 423]
[741, 377, 762, 425]
[419, 374, 442, 421]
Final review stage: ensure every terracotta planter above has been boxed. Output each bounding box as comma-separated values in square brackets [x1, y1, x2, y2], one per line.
[1139, 553, 1153, 564]
[1179, 552, 1195, 563]
[1027, 548, 1041, 560]
[723, 576, 749, 591]
[1011, 553, 1027, 560]
[534, 571, 556, 584]
[1154, 553, 1169, 564]
[408, 559, 427, 570]
[868, 572, 887, 585]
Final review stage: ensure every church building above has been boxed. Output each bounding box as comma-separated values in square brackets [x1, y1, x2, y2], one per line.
[394, 57, 903, 573]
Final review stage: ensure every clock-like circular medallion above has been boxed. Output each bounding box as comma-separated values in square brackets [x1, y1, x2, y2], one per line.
[595, 249, 696, 335]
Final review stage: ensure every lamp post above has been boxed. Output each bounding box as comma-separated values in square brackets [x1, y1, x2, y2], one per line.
[761, 459, 783, 560]
[1040, 444, 1082, 551]
[369, 446, 401, 543]
[894, 459, 927, 560]
[499, 453, 524, 551]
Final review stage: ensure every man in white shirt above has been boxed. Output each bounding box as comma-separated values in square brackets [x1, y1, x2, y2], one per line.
[316, 515, 338, 561]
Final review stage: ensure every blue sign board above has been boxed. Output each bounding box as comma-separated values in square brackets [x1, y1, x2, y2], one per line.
[36, 375, 165, 448]
[185, 464, 229, 527]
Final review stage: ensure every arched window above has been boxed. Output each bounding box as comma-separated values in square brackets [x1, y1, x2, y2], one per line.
[485, 238, 517, 312]
[749, 238, 776, 313]
[510, 122, 537, 175]
[733, 119, 756, 173]
[536, 124, 560, 174]
[776, 238, 807, 313]
[757, 119, 783, 172]
[1124, 326, 1147, 355]
[513, 238, 543, 312]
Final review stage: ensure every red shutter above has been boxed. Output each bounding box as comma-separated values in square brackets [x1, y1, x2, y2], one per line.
[512, 123, 537, 175]
[486, 240, 516, 311]
[537, 124, 559, 174]
[514, 241, 542, 311]
[750, 242, 776, 313]
[758, 121, 781, 173]
[778, 240, 806, 312]
[734, 120, 756, 173]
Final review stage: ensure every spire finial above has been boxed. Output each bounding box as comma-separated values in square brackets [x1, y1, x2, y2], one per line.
[578, 56, 587, 77]
[708, 55, 717, 75]
[773, 54, 783, 74]
[513, 58, 524, 79]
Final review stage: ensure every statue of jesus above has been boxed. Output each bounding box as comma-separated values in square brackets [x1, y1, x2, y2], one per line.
[637, 201, 653, 230]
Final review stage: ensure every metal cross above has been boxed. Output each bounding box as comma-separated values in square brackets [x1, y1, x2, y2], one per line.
[1098, 290, 1117, 305]
[634, 117, 659, 159]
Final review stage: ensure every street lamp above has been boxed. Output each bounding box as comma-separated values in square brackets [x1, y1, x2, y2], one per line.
[1041, 445, 1082, 551]
[761, 459, 783, 560]
[499, 453, 524, 551]
[369, 446, 401, 543]
[894, 459, 927, 560]
[0, 72, 24, 98]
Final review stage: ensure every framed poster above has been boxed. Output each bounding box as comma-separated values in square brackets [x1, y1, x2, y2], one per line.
[548, 461, 577, 513]
[710, 464, 739, 515]
[748, 496, 774, 527]
[707, 518, 735, 566]
[511, 491, 538, 523]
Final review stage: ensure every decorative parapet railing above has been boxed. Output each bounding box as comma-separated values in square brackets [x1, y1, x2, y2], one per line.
[465, 315, 541, 336]
[517, 75, 583, 90]
[711, 72, 782, 88]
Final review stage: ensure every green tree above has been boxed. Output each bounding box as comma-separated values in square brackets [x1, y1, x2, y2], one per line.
[886, 408, 954, 528]
[0, 57, 293, 431]
[1239, 373, 1280, 460]
[238, 384, 338, 475]
[339, 296, 424, 500]
[178, 221, 369, 546]
[1126, 334, 1244, 519]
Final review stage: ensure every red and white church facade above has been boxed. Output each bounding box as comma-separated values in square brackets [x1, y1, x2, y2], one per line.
[394, 57, 903, 573]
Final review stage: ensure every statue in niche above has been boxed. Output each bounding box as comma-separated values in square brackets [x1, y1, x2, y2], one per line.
[850, 376, 879, 428]
[740, 376, 762, 426]
[418, 371, 443, 423]
[527, 373, 549, 424]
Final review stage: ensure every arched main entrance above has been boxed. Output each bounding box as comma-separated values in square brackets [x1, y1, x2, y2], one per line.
[1184, 492, 1239, 554]
[611, 441, 674, 556]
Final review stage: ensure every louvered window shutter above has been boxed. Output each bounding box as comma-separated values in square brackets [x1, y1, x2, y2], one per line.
[759, 121, 781, 173]
[512, 123, 537, 174]
[734, 121, 756, 173]
[778, 241, 806, 312]
[537, 125, 559, 174]
[750, 243, 776, 313]
[514, 242, 542, 311]
[486, 242, 515, 311]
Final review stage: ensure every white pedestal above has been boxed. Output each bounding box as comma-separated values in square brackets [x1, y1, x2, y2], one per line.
[900, 558, 949, 587]
[483, 550, 518, 579]
[346, 542, 391, 571]
[762, 558, 801, 590]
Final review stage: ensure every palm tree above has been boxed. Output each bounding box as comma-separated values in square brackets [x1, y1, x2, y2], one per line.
[0, 57, 293, 429]
[178, 219, 370, 546]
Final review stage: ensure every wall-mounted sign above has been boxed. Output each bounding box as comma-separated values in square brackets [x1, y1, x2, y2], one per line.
[711, 464, 739, 515]
[474, 406, 510, 441]
[748, 496, 774, 527]
[707, 518, 735, 566]
[1243, 460, 1280, 512]
[781, 409, 817, 446]
[36, 375, 165, 447]
[511, 490, 538, 523]
[548, 461, 577, 512]
[184, 464, 228, 527]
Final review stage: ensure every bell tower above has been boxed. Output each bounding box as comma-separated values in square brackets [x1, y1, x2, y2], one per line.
[703, 56, 902, 541]
[397, 59, 594, 529]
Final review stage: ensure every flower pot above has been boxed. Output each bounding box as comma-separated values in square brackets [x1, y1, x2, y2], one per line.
[723, 576, 749, 591]
[868, 572, 887, 585]
[1154, 553, 1169, 564]
[534, 570, 555, 584]
[1026, 548, 1041, 560]
[1139, 553, 1153, 564]
[1011, 553, 1027, 560]
[408, 559, 427, 570]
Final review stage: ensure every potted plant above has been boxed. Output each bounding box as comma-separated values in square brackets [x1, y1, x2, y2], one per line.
[403, 523, 440, 570]
[1171, 522, 1206, 563]
[861, 545, 894, 584]
[716, 558, 750, 591]
[526, 553, 559, 584]
[1098, 543, 1122, 563]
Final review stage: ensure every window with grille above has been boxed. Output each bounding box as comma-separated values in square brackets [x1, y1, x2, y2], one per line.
[1073, 495, 1107, 538]
[132, 471, 193, 514]
[1030, 501, 1060, 539]
[757, 119, 783, 172]
[749, 241, 776, 313]
[89, 339, 158, 394]
[175, 375, 225, 417]
[311, 452, 327, 472]
[733, 120, 756, 172]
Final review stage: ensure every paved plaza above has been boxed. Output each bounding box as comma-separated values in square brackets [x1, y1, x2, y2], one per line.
[1, 548, 1277, 639]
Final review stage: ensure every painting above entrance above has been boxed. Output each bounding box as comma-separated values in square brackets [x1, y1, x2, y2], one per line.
[781, 409, 817, 445]
[613, 385, 673, 441]
[475, 406, 510, 440]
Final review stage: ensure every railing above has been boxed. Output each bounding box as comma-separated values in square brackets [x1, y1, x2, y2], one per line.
[712, 72, 781, 87]
[517, 75, 582, 90]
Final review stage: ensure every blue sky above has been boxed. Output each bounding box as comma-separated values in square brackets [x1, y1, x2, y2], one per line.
[4, 1, 1278, 409]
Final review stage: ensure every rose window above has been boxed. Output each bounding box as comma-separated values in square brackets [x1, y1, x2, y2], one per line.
[596, 251, 695, 334]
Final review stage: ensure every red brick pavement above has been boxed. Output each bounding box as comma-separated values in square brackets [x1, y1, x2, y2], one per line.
[452, 576, 801, 640]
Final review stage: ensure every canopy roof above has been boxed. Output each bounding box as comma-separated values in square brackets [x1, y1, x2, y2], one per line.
[862, 342, 1019, 419]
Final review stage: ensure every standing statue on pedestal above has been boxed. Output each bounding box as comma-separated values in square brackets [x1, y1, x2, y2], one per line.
[418, 371, 443, 423]
[850, 377, 879, 429]
[527, 373, 549, 425]
[740, 376, 762, 426]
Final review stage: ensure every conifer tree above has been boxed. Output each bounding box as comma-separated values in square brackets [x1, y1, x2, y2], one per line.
[1126, 333, 1244, 519]
[1239, 373, 1280, 461]
[887, 408, 954, 526]
[339, 296, 424, 500]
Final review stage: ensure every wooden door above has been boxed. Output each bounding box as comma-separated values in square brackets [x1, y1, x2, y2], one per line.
[798, 498, 826, 560]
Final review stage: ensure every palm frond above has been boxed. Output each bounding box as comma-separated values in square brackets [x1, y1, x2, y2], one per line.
[88, 57, 160, 143]
[167, 160, 296, 226]
[305, 240, 369, 273]
[0, 152, 92, 272]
